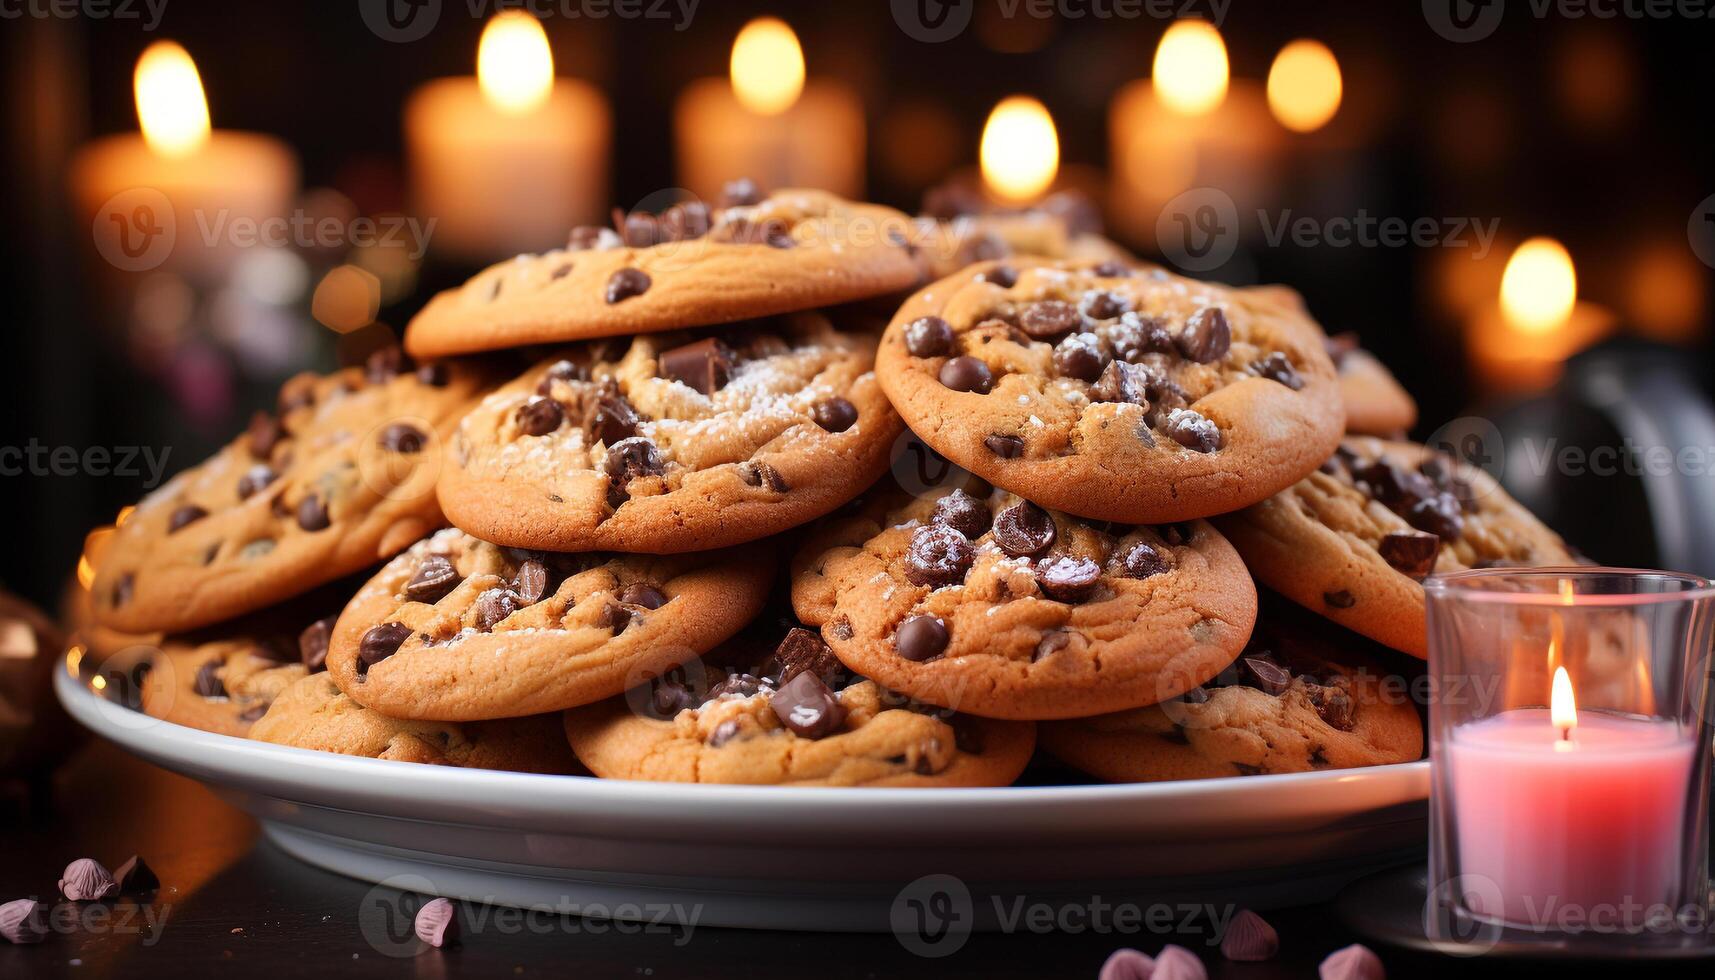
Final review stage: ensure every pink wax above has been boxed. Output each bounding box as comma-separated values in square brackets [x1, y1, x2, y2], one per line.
[1448, 709, 1695, 928]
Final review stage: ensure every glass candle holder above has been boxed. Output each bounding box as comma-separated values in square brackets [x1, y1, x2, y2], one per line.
[1426, 567, 1715, 955]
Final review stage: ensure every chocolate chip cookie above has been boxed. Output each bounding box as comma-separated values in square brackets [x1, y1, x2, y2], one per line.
[563, 624, 1034, 786]
[252, 674, 582, 774]
[137, 638, 308, 738]
[1040, 599, 1423, 781]
[437, 312, 901, 553]
[325, 529, 772, 720]
[1241, 285, 1418, 437]
[90, 348, 496, 635]
[1215, 437, 1578, 657]
[403, 188, 922, 358]
[877, 260, 1345, 523]
[914, 211, 1136, 281]
[790, 481, 1258, 720]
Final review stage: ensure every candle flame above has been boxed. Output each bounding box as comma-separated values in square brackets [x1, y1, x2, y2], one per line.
[478, 10, 554, 116]
[980, 96, 1060, 203]
[134, 41, 211, 158]
[1500, 238, 1578, 336]
[730, 17, 804, 116]
[1267, 40, 1342, 133]
[1551, 665, 1578, 736]
[91, 674, 107, 692]
[1152, 20, 1229, 116]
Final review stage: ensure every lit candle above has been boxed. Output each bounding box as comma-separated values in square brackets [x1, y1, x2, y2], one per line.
[979, 95, 1060, 205]
[673, 17, 864, 201]
[1447, 666, 1695, 926]
[1466, 237, 1614, 391]
[405, 10, 610, 261]
[69, 41, 298, 280]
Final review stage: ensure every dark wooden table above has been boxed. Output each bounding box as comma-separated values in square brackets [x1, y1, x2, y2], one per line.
[1, 740, 1708, 979]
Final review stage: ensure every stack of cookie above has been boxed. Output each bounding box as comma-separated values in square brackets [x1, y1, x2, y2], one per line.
[76, 184, 1578, 788]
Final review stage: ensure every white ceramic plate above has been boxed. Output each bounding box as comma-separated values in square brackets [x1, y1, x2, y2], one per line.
[57, 662, 1429, 931]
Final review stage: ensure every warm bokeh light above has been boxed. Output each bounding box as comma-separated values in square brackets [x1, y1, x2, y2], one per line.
[311, 265, 381, 333]
[730, 17, 805, 116]
[477, 10, 554, 115]
[979, 96, 1059, 203]
[1267, 40, 1342, 133]
[134, 41, 210, 158]
[1500, 237, 1577, 335]
[91, 674, 107, 692]
[66, 645, 84, 678]
[1152, 20, 1229, 116]
[1626, 242, 1707, 343]
[1551, 666, 1577, 735]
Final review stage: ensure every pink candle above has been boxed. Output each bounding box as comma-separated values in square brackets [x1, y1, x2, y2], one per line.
[1449, 708, 1694, 926]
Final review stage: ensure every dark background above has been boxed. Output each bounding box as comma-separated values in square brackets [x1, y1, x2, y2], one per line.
[2, 0, 1713, 611]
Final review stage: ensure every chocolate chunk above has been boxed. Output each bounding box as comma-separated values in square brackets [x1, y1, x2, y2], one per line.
[358, 622, 412, 673]
[1378, 529, 1440, 580]
[1053, 332, 1111, 382]
[707, 719, 742, 747]
[992, 501, 1057, 557]
[416, 362, 450, 387]
[1018, 300, 1081, 339]
[604, 437, 664, 499]
[1079, 290, 1130, 321]
[379, 422, 427, 453]
[708, 672, 770, 701]
[585, 390, 642, 444]
[1161, 408, 1223, 452]
[1241, 655, 1291, 696]
[895, 615, 949, 662]
[980, 264, 1018, 288]
[299, 617, 334, 671]
[658, 337, 734, 395]
[404, 555, 461, 604]
[906, 523, 976, 589]
[810, 397, 858, 433]
[721, 177, 761, 207]
[617, 582, 667, 609]
[365, 345, 408, 384]
[1177, 307, 1231, 363]
[237, 464, 277, 500]
[596, 602, 632, 632]
[938, 355, 994, 393]
[568, 224, 617, 250]
[1120, 541, 1168, 579]
[110, 572, 134, 608]
[1179, 685, 1210, 705]
[296, 494, 331, 531]
[1093, 259, 1131, 277]
[650, 676, 695, 716]
[1157, 522, 1195, 546]
[738, 460, 789, 492]
[1323, 589, 1356, 609]
[932, 489, 992, 539]
[0, 898, 48, 944]
[516, 396, 565, 437]
[169, 505, 208, 533]
[904, 316, 957, 357]
[473, 588, 519, 631]
[1249, 352, 1304, 390]
[248, 411, 284, 459]
[113, 855, 159, 894]
[984, 433, 1025, 458]
[769, 671, 848, 739]
[1036, 555, 1102, 602]
[661, 200, 711, 241]
[773, 627, 839, 684]
[1309, 684, 1356, 731]
[511, 559, 549, 605]
[604, 268, 651, 304]
[1407, 493, 1465, 540]
[536, 359, 586, 395]
[1107, 312, 1177, 361]
[616, 208, 659, 247]
[1033, 630, 1070, 662]
[1091, 359, 1152, 405]
[193, 659, 226, 698]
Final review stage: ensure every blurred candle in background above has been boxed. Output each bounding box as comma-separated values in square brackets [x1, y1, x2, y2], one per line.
[979, 96, 1059, 205]
[405, 10, 609, 262]
[1266, 40, 1342, 134]
[1467, 237, 1615, 391]
[674, 17, 864, 201]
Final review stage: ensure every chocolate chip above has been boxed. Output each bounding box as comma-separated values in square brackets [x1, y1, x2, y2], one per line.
[1079, 290, 1130, 321]
[992, 501, 1056, 557]
[1407, 493, 1465, 540]
[1120, 541, 1168, 579]
[1241, 655, 1292, 696]
[511, 559, 549, 605]
[984, 433, 1025, 458]
[810, 397, 858, 433]
[906, 523, 976, 589]
[618, 582, 667, 609]
[1018, 300, 1081, 339]
[938, 356, 994, 393]
[1035, 555, 1102, 602]
[1053, 332, 1111, 382]
[365, 346, 408, 384]
[708, 720, 742, 747]
[1107, 312, 1177, 361]
[193, 659, 226, 698]
[721, 177, 761, 207]
[605, 268, 651, 304]
[237, 464, 277, 500]
[769, 671, 848, 739]
[1378, 530, 1440, 580]
[247, 411, 283, 459]
[604, 437, 664, 499]
[905, 316, 957, 357]
[299, 617, 334, 671]
[1033, 630, 1070, 662]
[1323, 589, 1356, 609]
[931, 489, 991, 539]
[596, 602, 632, 632]
[359, 622, 411, 673]
[1249, 352, 1304, 390]
[1093, 260, 1130, 277]
[1091, 359, 1152, 405]
[296, 494, 331, 532]
[474, 588, 519, 631]
[650, 676, 695, 716]
[660, 200, 711, 241]
[738, 460, 789, 492]
[405, 555, 461, 603]
[1179, 685, 1210, 704]
[585, 391, 642, 444]
[111, 572, 134, 607]
[1158, 522, 1195, 546]
[536, 360, 586, 395]
[168, 505, 208, 533]
[616, 208, 660, 247]
[658, 337, 734, 395]
[895, 615, 949, 662]
[516, 396, 565, 437]
[416, 363, 450, 387]
[1309, 684, 1356, 731]
[980, 264, 1018, 288]
[772, 627, 839, 684]
[379, 422, 427, 453]
[1161, 408, 1223, 453]
[1177, 307, 1231, 363]
[112, 855, 159, 895]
